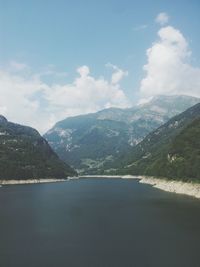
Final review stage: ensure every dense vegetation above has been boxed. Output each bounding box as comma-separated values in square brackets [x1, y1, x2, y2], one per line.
[45, 95, 199, 174]
[1, 96, 199, 181]
[114, 103, 200, 182]
[0, 116, 76, 180]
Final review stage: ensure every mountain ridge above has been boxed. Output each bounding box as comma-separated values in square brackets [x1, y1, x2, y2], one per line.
[0, 116, 76, 180]
[113, 103, 200, 181]
[44, 95, 199, 174]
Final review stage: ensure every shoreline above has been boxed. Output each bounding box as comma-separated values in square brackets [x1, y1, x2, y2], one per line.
[79, 175, 139, 179]
[0, 178, 69, 185]
[1, 175, 200, 199]
[80, 175, 200, 199]
[138, 176, 200, 199]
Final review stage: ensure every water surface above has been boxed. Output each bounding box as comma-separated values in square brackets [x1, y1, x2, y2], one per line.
[0, 178, 200, 267]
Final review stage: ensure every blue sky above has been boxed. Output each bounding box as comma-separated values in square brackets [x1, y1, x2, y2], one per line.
[0, 0, 200, 132]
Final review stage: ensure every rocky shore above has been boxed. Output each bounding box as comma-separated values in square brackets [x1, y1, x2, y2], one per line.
[79, 175, 139, 179]
[80, 175, 200, 199]
[138, 176, 200, 199]
[1, 175, 199, 199]
[0, 178, 68, 185]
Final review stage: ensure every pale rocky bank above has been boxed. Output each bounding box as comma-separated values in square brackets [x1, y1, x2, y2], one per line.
[138, 176, 200, 199]
[0, 178, 68, 185]
[80, 175, 200, 199]
[1, 175, 200, 200]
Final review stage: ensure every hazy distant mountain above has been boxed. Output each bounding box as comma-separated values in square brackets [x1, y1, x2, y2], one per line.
[0, 116, 76, 180]
[115, 103, 200, 181]
[44, 95, 200, 174]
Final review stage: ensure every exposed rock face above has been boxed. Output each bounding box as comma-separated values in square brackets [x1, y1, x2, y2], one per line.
[44, 95, 200, 174]
[0, 115, 7, 123]
[116, 103, 200, 182]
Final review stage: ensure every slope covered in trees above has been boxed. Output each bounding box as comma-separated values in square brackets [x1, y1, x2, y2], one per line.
[0, 116, 76, 180]
[45, 95, 199, 174]
[114, 103, 200, 182]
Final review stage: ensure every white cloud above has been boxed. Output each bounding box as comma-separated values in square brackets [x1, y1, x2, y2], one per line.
[140, 25, 200, 99]
[155, 12, 169, 25]
[77, 65, 90, 77]
[106, 63, 128, 84]
[0, 64, 130, 133]
[0, 70, 49, 133]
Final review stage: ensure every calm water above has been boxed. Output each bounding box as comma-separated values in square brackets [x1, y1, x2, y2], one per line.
[0, 178, 200, 267]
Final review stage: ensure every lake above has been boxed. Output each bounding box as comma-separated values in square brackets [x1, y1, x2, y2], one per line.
[0, 178, 200, 267]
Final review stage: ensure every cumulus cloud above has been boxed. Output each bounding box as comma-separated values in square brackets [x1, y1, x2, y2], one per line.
[140, 25, 200, 99]
[0, 69, 49, 132]
[155, 12, 169, 25]
[77, 65, 90, 77]
[0, 64, 130, 133]
[106, 63, 128, 84]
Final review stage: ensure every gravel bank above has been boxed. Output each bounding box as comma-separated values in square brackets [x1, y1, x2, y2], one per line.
[0, 178, 68, 185]
[139, 176, 200, 199]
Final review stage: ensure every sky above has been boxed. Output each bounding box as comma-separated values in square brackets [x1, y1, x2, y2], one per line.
[0, 0, 200, 133]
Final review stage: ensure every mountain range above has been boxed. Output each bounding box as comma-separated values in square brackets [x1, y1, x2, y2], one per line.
[1, 94, 199, 181]
[113, 103, 200, 181]
[44, 95, 200, 174]
[0, 115, 76, 180]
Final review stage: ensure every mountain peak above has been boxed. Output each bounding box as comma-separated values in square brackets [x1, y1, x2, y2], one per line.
[45, 95, 199, 174]
[150, 94, 200, 103]
[0, 115, 8, 123]
[119, 102, 200, 181]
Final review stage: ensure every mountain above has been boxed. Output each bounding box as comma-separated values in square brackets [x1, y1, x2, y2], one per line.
[115, 103, 200, 181]
[44, 95, 200, 174]
[0, 116, 76, 180]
